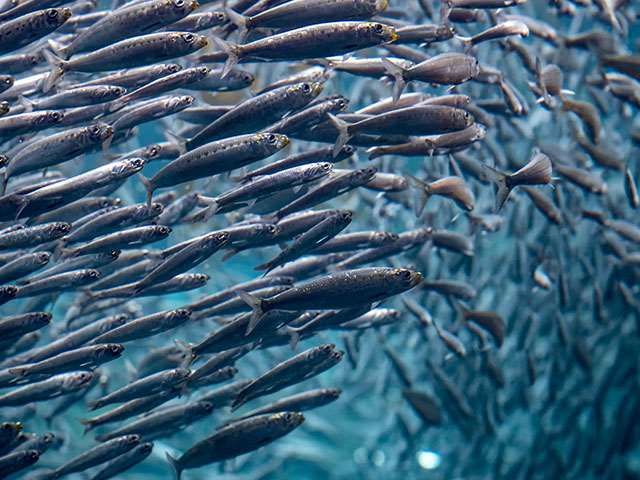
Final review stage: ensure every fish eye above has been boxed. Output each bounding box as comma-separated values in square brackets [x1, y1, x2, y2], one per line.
[266, 134, 277, 144]
[169, 65, 181, 72]
[89, 270, 99, 278]
[243, 72, 253, 82]
[38, 253, 49, 261]
[29, 451, 39, 459]
[301, 83, 311, 93]
[343, 145, 355, 154]
[215, 12, 226, 21]
[374, 23, 384, 33]
[51, 112, 62, 121]
[46, 9, 58, 18]
[173, 0, 184, 6]
[182, 33, 195, 43]
[199, 66, 209, 74]
[398, 270, 411, 279]
[90, 125, 100, 135]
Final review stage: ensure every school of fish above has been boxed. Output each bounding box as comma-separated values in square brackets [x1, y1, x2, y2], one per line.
[0, 0, 638, 478]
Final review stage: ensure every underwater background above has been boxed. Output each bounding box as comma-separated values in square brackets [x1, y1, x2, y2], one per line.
[1, 0, 640, 479]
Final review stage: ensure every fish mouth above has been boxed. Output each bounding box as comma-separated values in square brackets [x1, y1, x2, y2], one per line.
[311, 82, 324, 96]
[61, 8, 72, 19]
[278, 135, 290, 148]
[388, 29, 399, 43]
[190, 0, 199, 9]
[410, 271, 424, 286]
[103, 126, 115, 139]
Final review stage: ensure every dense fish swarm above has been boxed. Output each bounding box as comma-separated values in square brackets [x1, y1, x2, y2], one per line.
[0, 0, 639, 478]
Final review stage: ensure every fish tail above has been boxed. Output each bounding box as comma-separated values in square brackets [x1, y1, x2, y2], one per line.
[51, 240, 68, 261]
[57, 247, 76, 260]
[41, 49, 66, 93]
[47, 38, 69, 60]
[166, 452, 183, 480]
[534, 57, 553, 106]
[287, 327, 301, 350]
[454, 34, 473, 48]
[482, 164, 510, 212]
[101, 133, 114, 152]
[43, 417, 55, 431]
[210, 35, 241, 79]
[254, 261, 270, 272]
[17, 95, 34, 112]
[453, 300, 469, 325]
[79, 419, 94, 435]
[230, 393, 246, 411]
[406, 175, 430, 217]
[221, 248, 239, 261]
[327, 113, 352, 158]
[195, 195, 219, 219]
[13, 196, 28, 221]
[174, 339, 195, 367]
[224, 7, 249, 43]
[236, 290, 265, 335]
[381, 58, 407, 103]
[165, 130, 186, 155]
[139, 174, 154, 207]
